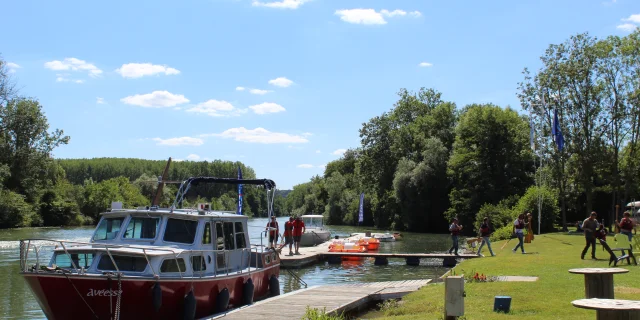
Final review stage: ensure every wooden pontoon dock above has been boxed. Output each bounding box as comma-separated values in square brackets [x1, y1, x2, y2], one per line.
[202, 279, 432, 320]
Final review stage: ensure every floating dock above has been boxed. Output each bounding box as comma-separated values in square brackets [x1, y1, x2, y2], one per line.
[278, 236, 479, 268]
[202, 279, 432, 320]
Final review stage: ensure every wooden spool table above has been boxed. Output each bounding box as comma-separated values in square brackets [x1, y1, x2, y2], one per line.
[568, 268, 629, 299]
[572, 299, 640, 320]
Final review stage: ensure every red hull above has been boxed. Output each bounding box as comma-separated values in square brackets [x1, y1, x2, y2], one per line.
[22, 265, 279, 320]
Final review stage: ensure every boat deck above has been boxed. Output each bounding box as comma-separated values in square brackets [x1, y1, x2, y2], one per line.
[202, 279, 432, 320]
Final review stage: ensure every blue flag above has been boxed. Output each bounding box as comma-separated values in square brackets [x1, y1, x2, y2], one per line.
[551, 109, 564, 151]
[358, 193, 364, 224]
[237, 166, 243, 215]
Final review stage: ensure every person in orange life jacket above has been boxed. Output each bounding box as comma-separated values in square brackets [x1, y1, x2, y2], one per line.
[283, 216, 294, 255]
[581, 211, 599, 260]
[292, 216, 305, 255]
[512, 213, 528, 254]
[477, 217, 495, 257]
[616, 211, 636, 242]
[265, 216, 279, 248]
[448, 218, 463, 256]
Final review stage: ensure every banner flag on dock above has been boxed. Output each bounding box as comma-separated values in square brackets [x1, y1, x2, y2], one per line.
[358, 193, 364, 224]
[237, 166, 243, 215]
[551, 108, 564, 151]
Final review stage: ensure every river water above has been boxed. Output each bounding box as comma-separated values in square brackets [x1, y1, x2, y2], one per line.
[0, 217, 452, 319]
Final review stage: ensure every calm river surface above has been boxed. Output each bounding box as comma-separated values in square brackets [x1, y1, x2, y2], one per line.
[0, 217, 452, 319]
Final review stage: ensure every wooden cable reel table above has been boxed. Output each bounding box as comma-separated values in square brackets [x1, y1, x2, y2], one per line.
[568, 268, 629, 299]
[572, 299, 640, 320]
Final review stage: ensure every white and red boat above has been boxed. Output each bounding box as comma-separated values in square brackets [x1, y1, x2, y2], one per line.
[19, 177, 281, 320]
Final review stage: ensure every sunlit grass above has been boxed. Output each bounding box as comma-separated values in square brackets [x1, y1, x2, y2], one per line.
[363, 233, 640, 320]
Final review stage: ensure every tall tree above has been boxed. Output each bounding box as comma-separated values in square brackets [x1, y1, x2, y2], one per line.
[447, 104, 534, 233]
[0, 98, 70, 201]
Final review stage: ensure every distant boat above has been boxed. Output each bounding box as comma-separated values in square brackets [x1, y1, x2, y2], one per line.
[373, 233, 395, 242]
[299, 214, 331, 246]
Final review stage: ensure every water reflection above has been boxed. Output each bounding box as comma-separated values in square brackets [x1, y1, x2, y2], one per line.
[0, 218, 451, 319]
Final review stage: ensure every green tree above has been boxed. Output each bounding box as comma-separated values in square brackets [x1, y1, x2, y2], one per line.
[0, 98, 70, 201]
[447, 104, 534, 233]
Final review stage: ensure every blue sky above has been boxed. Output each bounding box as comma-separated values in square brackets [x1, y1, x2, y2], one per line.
[3, 0, 639, 190]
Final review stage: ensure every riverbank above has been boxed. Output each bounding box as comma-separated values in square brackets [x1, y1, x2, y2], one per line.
[362, 233, 640, 319]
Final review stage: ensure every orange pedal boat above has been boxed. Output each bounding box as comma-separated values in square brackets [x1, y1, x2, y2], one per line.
[328, 241, 368, 261]
[358, 237, 380, 251]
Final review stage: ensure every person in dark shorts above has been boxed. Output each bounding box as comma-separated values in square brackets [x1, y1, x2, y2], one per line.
[292, 215, 305, 255]
[282, 216, 294, 255]
[265, 216, 279, 248]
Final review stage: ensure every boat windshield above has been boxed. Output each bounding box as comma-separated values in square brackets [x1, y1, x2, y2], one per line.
[93, 217, 125, 241]
[303, 217, 323, 228]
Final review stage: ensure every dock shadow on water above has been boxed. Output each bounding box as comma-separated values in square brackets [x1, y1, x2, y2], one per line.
[1, 217, 454, 319]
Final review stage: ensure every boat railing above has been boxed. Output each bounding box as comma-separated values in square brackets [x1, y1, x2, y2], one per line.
[19, 238, 274, 280]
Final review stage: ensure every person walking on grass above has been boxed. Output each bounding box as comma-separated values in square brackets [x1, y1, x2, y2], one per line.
[512, 213, 528, 254]
[616, 211, 636, 242]
[477, 217, 495, 257]
[448, 218, 463, 255]
[581, 211, 598, 260]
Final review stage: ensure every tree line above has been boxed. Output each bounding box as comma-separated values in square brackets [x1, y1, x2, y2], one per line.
[285, 30, 640, 237]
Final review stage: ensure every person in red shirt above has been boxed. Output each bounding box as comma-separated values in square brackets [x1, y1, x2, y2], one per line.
[292, 215, 305, 255]
[265, 216, 279, 249]
[281, 216, 294, 255]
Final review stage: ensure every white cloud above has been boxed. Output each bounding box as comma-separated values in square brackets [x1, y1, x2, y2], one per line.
[622, 14, 640, 24]
[115, 63, 180, 78]
[121, 91, 189, 108]
[249, 88, 272, 95]
[152, 137, 204, 146]
[187, 99, 247, 117]
[96, 97, 106, 104]
[419, 62, 433, 67]
[208, 127, 309, 144]
[297, 164, 314, 168]
[249, 102, 286, 114]
[268, 77, 294, 88]
[44, 57, 103, 77]
[315, 150, 321, 153]
[251, 0, 309, 9]
[318, 164, 326, 169]
[334, 8, 421, 25]
[6, 62, 21, 73]
[617, 23, 638, 32]
[236, 86, 246, 91]
[186, 154, 201, 161]
[55, 75, 84, 84]
[332, 148, 347, 156]
[302, 132, 313, 137]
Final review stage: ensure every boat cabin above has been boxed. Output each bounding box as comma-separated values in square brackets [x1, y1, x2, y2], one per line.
[48, 205, 275, 278]
[301, 215, 325, 229]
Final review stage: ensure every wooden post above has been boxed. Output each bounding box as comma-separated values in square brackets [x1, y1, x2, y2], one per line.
[444, 276, 464, 320]
[597, 309, 640, 320]
[374, 257, 388, 265]
[585, 274, 615, 299]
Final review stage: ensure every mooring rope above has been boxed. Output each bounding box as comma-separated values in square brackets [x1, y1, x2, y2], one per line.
[62, 270, 99, 320]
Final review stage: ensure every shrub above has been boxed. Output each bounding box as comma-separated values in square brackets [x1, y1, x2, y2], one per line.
[0, 189, 36, 228]
[512, 185, 559, 233]
[475, 200, 515, 233]
[301, 307, 344, 320]
[491, 225, 515, 242]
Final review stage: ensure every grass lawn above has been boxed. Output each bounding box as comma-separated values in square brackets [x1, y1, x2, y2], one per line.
[362, 233, 640, 320]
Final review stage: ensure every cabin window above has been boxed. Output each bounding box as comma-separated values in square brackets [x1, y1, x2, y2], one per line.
[123, 217, 159, 239]
[223, 222, 235, 250]
[215, 222, 225, 250]
[191, 256, 206, 271]
[163, 218, 198, 244]
[160, 258, 186, 273]
[93, 217, 125, 241]
[235, 222, 246, 249]
[202, 222, 212, 245]
[53, 252, 94, 269]
[97, 255, 147, 272]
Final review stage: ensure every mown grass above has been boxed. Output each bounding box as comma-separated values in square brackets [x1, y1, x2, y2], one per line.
[363, 233, 640, 320]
